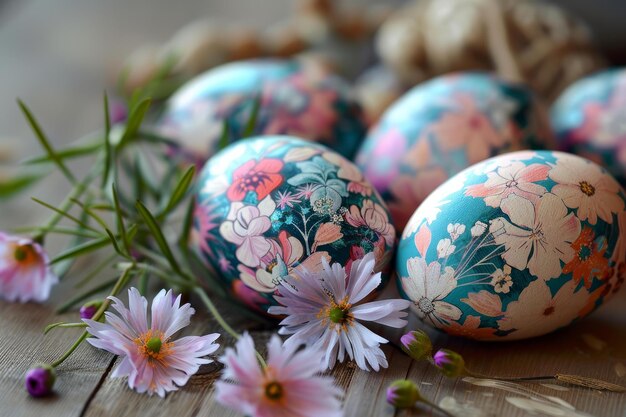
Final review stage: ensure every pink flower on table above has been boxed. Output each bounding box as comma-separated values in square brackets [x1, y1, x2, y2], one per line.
[269, 253, 410, 371]
[84, 288, 220, 397]
[548, 154, 624, 225]
[215, 333, 343, 417]
[345, 199, 395, 247]
[220, 197, 276, 268]
[465, 161, 549, 207]
[490, 193, 581, 281]
[0, 232, 57, 303]
[227, 159, 284, 202]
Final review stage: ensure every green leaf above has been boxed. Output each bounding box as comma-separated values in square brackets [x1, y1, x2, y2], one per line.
[13, 226, 100, 239]
[135, 200, 181, 273]
[0, 173, 46, 198]
[58, 276, 118, 313]
[74, 253, 117, 288]
[17, 99, 77, 184]
[217, 120, 230, 150]
[242, 95, 261, 138]
[44, 322, 87, 335]
[69, 198, 110, 232]
[49, 236, 110, 265]
[158, 165, 195, 220]
[104, 228, 124, 257]
[178, 197, 196, 253]
[31, 197, 101, 234]
[117, 99, 152, 149]
[111, 183, 130, 254]
[23, 140, 102, 165]
[102, 92, 113, 188]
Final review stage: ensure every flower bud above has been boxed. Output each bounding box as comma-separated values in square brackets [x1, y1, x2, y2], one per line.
[400, 330, 432, 361]
[433, 349, 466, 378]
[25, 364, 55, 397]
[79, 300, 102, 320]
[386, 379, 422, 409]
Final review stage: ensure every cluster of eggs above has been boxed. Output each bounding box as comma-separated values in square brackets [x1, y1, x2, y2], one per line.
[161, 59, 626, 340]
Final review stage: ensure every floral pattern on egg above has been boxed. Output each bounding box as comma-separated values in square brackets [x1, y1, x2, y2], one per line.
[192, 135, 394, 313]
[396, 150, 626, 341]
[552, 68, 626, 186]
[158, 59, 366, 164]
[355, 72, 554, 231]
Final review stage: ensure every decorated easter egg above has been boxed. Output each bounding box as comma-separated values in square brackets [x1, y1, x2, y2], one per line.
[396, 150, 626, 341]
[355, 72, 554, 230]
[157, 59, 366, 164]
[552, 68, 626, 186]
[191, 135, 395, 313]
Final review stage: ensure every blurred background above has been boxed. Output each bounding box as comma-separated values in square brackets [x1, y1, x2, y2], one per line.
[0, 0, 624, 226]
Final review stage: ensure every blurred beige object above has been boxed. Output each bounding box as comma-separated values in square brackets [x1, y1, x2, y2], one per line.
[262, 22, 308, 57]
[377, 0, 606, 101]
[161, 20, 227, 76]
[354, 65, 407, 124]
[119, 44, 162, 94]
[225, 27, 264, 61]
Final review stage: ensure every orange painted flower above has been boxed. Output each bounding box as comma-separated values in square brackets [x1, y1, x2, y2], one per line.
[444, 316, 496, 339]
[227, 159, 284, 202]
[562, 227, 609, 289]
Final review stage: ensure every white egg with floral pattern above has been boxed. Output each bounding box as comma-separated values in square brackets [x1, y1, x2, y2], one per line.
[396, 150, 626, 340]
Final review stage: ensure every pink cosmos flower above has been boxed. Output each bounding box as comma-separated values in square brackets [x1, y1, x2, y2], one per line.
[215, 333, 343, 417]
[269, 252, 411, 371]
[84, 288, 220, 397]
[0, 232, 58, 303]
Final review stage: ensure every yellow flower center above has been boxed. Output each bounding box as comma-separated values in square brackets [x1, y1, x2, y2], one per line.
[318, 295, 353, 331]
[264, 381, 284, 401]
[579, 181, 595, 196]
[135, 330, 172, 365]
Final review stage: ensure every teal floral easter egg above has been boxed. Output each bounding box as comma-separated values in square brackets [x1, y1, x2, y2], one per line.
[396, 150, 626, 341]
[191, 135, 395, 313]
[157, 59, 366, 164]
[552, 68, 626, 186]
[355, 72, 554, 231]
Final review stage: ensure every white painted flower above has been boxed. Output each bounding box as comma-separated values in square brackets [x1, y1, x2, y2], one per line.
[498, 279, 589, 340]
[447, 223, 466, 241]
[436, 238, 455, 258]
[470, 221, 488, 237]
[401, 257, 461, 327]
[490, 265, 513, 294]
[549, 154, 624, 225]
[490, 193, 581, 281]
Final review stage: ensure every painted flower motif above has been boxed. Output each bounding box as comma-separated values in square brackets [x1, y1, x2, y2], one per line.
[269, 253, 410, 371]
[220, 197, 276, 268]
[490, 193, 581, 281]
[447, 223, 465, 241]
[312, 222, 343, 251]
[323, 152, 372, 196]
[274, 190, 300, 210]
[0, 232, 58, 303]
[436, 239, 455, 258]
[232, 280, 268, 313]
[498, 279, 589, 340]
[428, 93, 507, 164]
[358, 127, 407, 192]
[490, 265, 513, 294]
[345, 200, 395, 246]
[465, 161, 549, 207]
[460, 291, 503, 317]
[562, 227, 609, 289]
[215, 333, 343, 417]
[190, 202, 220, 260]
[288, 156, 348, 213]
[548, 155, 624, 225]
[226, 158, 284, 202]
[445, 315, 496, 339]
[470, 221, 488, 237]
[401, 257, 461, 327]
[84, 288, 220, 397]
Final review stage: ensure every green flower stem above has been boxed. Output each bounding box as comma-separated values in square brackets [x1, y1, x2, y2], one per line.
[50, 265, 134, 368]
[133, 262, 195, 289]
[193, 286, 267, 368]
[423, 400, 456, 417]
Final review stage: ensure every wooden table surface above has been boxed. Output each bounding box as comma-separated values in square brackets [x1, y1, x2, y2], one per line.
[1, 2, 625, 417]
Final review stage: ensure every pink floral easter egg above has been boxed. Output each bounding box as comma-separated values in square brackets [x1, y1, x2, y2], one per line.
[397, 150, 626, 341]
[191, 135, 395, 314]
[355, 72, 554, 231]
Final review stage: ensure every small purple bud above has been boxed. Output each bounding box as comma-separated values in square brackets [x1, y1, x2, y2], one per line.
[386, 379, 422, 409]
[433, 349, 466, 378]
[109, 100, 128, 124]
[79, 300, 102, 320]
[25, 365, 55, 397]
[400, 330, 432, 361]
